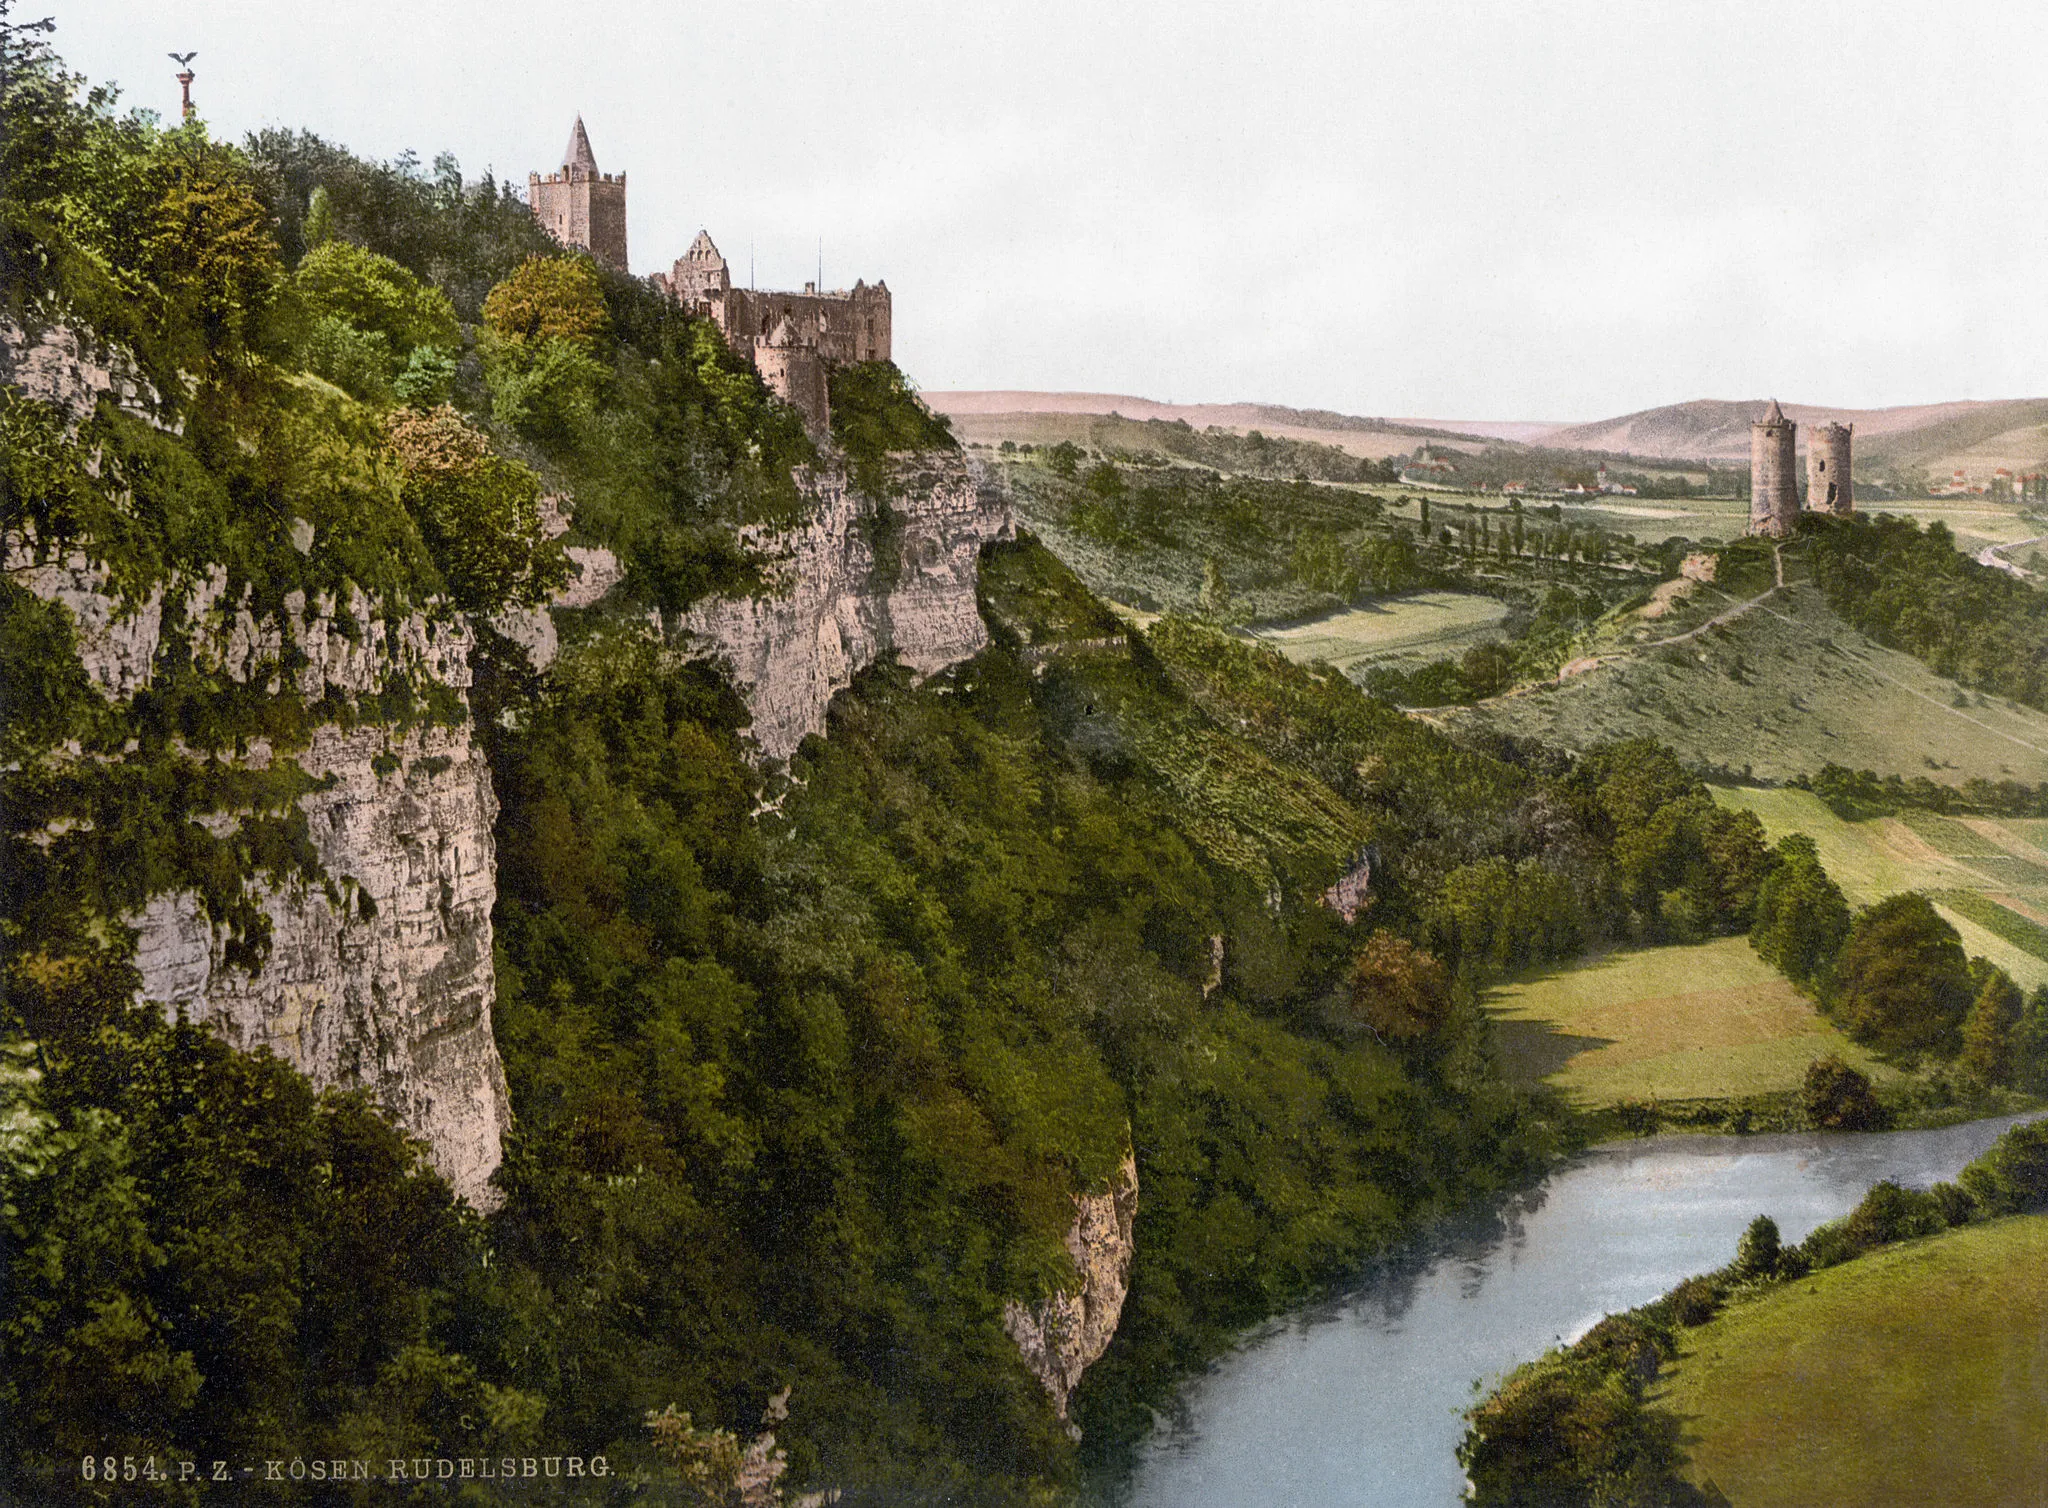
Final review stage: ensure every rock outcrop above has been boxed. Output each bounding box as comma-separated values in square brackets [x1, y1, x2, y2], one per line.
[129, 719, 507, 1205]
[6, 317, 510, 1206]
[1002, 1149, 1139, 1427]
[677, 451, 1011, 760]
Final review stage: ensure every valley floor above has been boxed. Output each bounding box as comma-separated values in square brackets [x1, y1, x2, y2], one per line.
[1483, 936, 1893, 1111]
[1652, 1214, 2048, 1508]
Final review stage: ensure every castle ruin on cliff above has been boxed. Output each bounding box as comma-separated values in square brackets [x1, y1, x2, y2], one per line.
[1748, 399, 1853, 536]
[528, 118, 891, 436]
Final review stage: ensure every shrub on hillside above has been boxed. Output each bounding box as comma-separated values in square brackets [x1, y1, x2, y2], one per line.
[385, 405, 565, 612]
[1956, 1119, 2048, 1215]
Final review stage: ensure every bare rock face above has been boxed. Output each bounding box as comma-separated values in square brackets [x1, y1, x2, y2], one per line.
[0, 313, 175, 431]
[7, 514, 508, 1205]
[1002, 1149, 1139, 1427]
[678, 451, 1011, 760]
[130, 720, 508, 1205]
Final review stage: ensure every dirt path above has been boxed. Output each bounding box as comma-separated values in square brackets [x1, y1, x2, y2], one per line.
[1526, 546, 1784, 692]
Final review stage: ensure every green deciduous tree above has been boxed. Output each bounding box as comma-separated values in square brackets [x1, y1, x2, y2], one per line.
[1828, 893, 1973, 1058]
[385, 405, 567, 611]
[1749, 833, 1852, 988]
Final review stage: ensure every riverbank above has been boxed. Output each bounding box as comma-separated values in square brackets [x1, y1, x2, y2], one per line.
[1656, 1213, 2048, 1507]
[1459, 1117, 2048, 1508]
[1110, 1112, 2039, 1507]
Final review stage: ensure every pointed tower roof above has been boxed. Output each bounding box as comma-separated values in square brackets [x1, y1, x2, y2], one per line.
[1760, 398, 1787, 425]
[563, 115, 598, 171]
[765, 315, 801, 348]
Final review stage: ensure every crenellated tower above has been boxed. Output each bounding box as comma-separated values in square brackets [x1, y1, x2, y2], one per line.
[528, 116, 628, 273]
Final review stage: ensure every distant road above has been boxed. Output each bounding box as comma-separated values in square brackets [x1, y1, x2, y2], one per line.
[1976, 534, 2048, 578]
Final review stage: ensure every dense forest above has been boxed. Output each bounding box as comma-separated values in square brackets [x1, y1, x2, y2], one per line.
[4, 12, 2041, 1507]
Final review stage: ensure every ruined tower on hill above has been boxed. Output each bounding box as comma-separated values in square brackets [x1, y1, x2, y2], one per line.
[1748, 399, 1800, 536]
[528, 117, 628, 273]
[1807, 420, 1853, 515]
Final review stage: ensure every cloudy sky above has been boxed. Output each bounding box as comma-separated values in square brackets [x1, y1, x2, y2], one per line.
[39, 0, 2048, 421]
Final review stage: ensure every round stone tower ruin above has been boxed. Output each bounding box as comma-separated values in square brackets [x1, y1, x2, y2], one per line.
[1748, 398, 1799, 536]
[1806, 420, 1853, 515]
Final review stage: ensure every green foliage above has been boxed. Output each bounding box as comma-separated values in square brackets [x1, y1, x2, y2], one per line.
[385, 404, 567, 611]
[290, 239, 457, 373]
[1733, 1214, 1782, 1280]
[1, 1013, 529, 1504]
[482, 253, 608, 348]
[1804, 512, 2048, 711]
[1828, 893, 1974, 1058]
[1801, 1055, 1887, 1131]
[1954, 1118, 2048, 1215]
[828, 360, 956, 493]
[1959, 963, 2024, 1085]
[1750, 832, 1851, 989]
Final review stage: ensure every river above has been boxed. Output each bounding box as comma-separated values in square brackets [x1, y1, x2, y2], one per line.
[1108, 1114, 2038, 1508]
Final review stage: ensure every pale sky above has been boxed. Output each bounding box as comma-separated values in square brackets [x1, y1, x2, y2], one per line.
[37, 0, 2048, 421]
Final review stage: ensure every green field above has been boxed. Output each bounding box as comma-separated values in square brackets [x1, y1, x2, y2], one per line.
[1443, 581, 2048, 787]
[1483, 936, 1894, 1107]
[1654, 1215, 2048, 1508]
[1716, 787, 2048, 991]
[1243, 591, 1511, 675]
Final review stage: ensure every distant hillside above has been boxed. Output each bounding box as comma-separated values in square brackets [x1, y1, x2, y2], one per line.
[1546, 397, 2048, 473]
[924, 390, 1530, 459]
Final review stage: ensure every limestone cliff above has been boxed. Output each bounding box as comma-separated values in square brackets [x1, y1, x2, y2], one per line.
[675, 451, 1011, 760]
[1002, 1150, 1139, 1427]
[5, 318, 508, 1206]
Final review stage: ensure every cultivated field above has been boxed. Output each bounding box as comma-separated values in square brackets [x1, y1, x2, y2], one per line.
[1714, 787, 2048, 991]
[1483, 936, 1893, 1108]
[1243, 591, 1511, 675]
[1654, 1214, 2048, 1508]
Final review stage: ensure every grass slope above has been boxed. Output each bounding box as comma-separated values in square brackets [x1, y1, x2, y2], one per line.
[1441, 582, 2048, 787]
[1244, 591, 1512, 676]
[1716, 787, 2048, 990]
[1653, 1214, 2048, 1508]
[1484, 937, 1892, 1108]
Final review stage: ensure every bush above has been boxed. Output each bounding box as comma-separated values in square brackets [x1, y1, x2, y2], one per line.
[1802, 1056, 1887, 1131]
[1956, 1119, 2048, 1215]
[828, 360, 956, 493]
[384, 405, 566, 611]
[1732, 1214, 1781, 1280]
[1841, 1180, 1947, 1249]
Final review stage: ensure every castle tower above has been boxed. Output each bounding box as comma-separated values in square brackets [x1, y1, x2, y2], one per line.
[1806, 420, 1853, 515]
[1749, 398, 1799, 536]
[527, 116, 628, 273]
[754, 315, 830, 436]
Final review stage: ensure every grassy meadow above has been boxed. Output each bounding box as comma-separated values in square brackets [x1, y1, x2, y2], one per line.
[1443, 582, 2048, 787]
[1483, 936, 1893, 1109]
[1715, 787, 2048, 992]
[1244, 591, 1511, 676]
[1653, 1214, 2048, 1508]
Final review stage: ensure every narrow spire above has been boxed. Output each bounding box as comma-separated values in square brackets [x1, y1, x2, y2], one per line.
[1761, 398, 1787, 425]
[563, 115, 598, 171]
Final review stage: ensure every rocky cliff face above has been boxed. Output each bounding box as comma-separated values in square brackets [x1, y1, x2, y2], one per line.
[15, 532, 512, 1207]
[1002, 1150, 1139, 1428]
[676, 451, 1011, 760]
[5, 318, 508, 1206]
